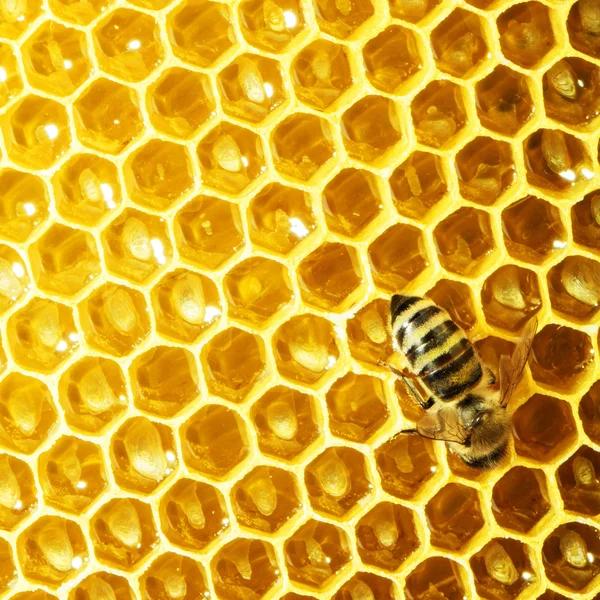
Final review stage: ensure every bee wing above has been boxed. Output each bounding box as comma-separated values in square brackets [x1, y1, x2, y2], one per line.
[415, 406, 469, 446]
[498, 317, 538, 408]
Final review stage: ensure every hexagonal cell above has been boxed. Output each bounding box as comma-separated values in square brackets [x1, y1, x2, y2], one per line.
[568, 0, 600, 59]
[524, 129, 594, 194]
[90, 498, 158, 570]
[53, 154, 122, 227]
[346, 300, 392, 371]
[572, 189, 600, 254]
[390, 151, 447, 220]
[475, 65, 535, 136]
[22, 21, 91, 96]
[405, 556, 467, 600]
[131, 346, 199, 417]
[74, 79, 144, 154]
[297, 242, 364, 312]
[211, 538, 280, 600]
[333, 573, 398, 600]
[497, 2, 555, 69]
[431, 8, 489, 78]
[0, 538, 16, 594]
[427, 279, 477, 333]
[0, 43, 23, 108]
[197, 121, 266, 195]
[411, 80, 467, 149]
[537, 592, 569, 600]
[530, 325, 593, 393]
[273, 314, 340, 386]
[271, 113, 336, 181]
[6, 298, 78, 374]
[167, 0, 236, 68]
[313, 0, 374, 39]
[355, 501, 420, 571]
[455, 137, 516, 206]
[181, 404, 250, 479]
[69, 573, 135, 600]
[93, 8, 163, 82]
[0, 244, 30, 315]
[29, 224, 101, 298]
[3, 95, 71, 169]
[39, 436, 107, 514]
[250, 385, 321, 461]
[78, 283, 150, 357]
[481, 265, 542, 332]
[111, 417, 178, 494]
[375, 434, 438, 500]
[140, 553, 211, 600]
[388, 0, 442, 23]
[151, 269, 221, 344]
[46, 0, 112, 26]
[284, 519, 352, 589]
[18, 516, 87, 587]
[101, 208, 172, 284]
[159, 478, 229, 550]
[434, 207, 495, 277]
[0, 454, 37, 531]
[470, 538, 537, 600]
[341, 96, 404, 164]
[232, 465, 301, 533]
[248, 183, 316, 255]
[326, 373, 389, 442]
[305, 447, 372, 518]
[0, 0, 42, 39]
[542, 522, 600, 591]
[581, 380, 600, 444]
[557, 445, 600, 516]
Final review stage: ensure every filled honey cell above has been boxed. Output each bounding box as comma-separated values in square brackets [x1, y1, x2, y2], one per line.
[389, 0, 442, 22]
[556, 445, 600, 516]
[0, 539, 16, 596]
[0, 454, 37, 531]
[313, 0, 375, 39]
[580, 380, 600, 444]
[567, 0, 600, 60]
[346, 298, 393, 368]
[69, 572, 135, 600]
[0, 244, 30, 315]
[0, 43, 23, 108]
[427, 279, 477, 332]
[572, 189, 600, 254]
[332, 572, 398, 600]
[0, 0, 42, 39]
[46, 0, 112, 25]
[405, 556, 467, 600]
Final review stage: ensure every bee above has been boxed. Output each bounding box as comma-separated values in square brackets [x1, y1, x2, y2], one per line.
[379, 294, 537, 470]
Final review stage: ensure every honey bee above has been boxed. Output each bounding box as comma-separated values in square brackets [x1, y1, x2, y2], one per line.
[379, 294, 537, 469]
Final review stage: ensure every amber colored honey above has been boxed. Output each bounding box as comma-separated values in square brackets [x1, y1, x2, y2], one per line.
[1, 0, 600, 598]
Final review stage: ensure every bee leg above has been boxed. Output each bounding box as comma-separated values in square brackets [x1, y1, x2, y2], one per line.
[377, 359, 408, 378]
[400, 376, 435, 411]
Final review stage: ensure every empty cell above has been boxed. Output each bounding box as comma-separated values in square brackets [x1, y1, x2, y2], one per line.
[481, 265, 542, 332]
[388, 0, 442, 23]
[567, 0, 600, 60]
[0, 43, 23, 108]
[557, 446, 600, 516]
[312, 0, 375, 39]
[0, 0, 42, 39]
[572, 190, 600, 253]
[405, 556, 467, 600]
[427, 279, 477, 332]
[346, 298, 393, 368]
[332, 573, 398, 600]
[580, 380, 600, 444]
[0, 541, 16, 595]
[70, 573, 134, 600]
[0, 245, 30, 315]
[251, 385, 321, 460]
[0, 454, 37, 531]
[502, 196, 567, 265]
[47, 0, 112, 25]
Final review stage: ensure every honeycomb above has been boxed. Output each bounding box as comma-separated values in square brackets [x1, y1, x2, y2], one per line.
[1, 0, 600, 598]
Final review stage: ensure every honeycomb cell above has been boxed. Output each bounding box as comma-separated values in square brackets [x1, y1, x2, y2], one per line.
[580, 380, 600, 444]
[530, 325, 593, 393]
[502, 196, 567, 265]
[58, 356, 128, 435]
[0, 0, 42, 39]
[167, 0, 236, 68]
[6, 298, 78, 373]
[455, 137, 516, 206]
[497, 2, 556, 69]
[434, 207, 496, 277]
[0, 539, 16, 595]
[333, 573, 398, 600]
[427, 279, 477, 332]
[111, 417, 178, 494]
[175, 195, 244, 270]
[46, 0, 112, 26]
[0, 244, 30, 315]
[405, 556, 467, 600]
[69, 573, 135, 600]
[524, 129, 594, 194]
[93, 9, 163, 82]
[251, 386, 321, 461]
[537, 592, 569, 600]
[346, 299, 393, 368]
[197, 122, 267, 195]
[7, 592, 58, 600]
[211, 538, 280, 600]
[481, 265, 542, 332]
[389, 0, 441, 23]
[375, 434, 438, 500]
[22, 21, 91, 96]
[74, 79, 144, 155]
[181, 404, 250, 479]
[557, 446, 600, 516]
[572, 190, 600, 254]
[273, 314, 340, 386]
[151, 269, 221, 344]
[218, 53, 286, 124]
[3, 95, 71, 169]
[29, 224, 101, 298]
[131, 346, 199, 417]
[470, 538, 537, 600]
[52, 154, 122, 227]
[101, 208, 172, 284]
[232, 465, 301, 533]
[313, 0, 374, 39]
[271, 113, 336, 181]
[17, 516, 88, 587]
[411, 80, 467, 148]
[492, 466, 552, 534]
[90, 498, 158, 570]
[542, 522, 600, 591]
[567, 0, 600, 60]
[355, 501, 420, 571]
[140, 553, 211, 600]
[475, 65, 535, 136]
[78, 283, 150, 357]
[0, 454, 37, 530]
[39, 435, 107, 514]
[248, 183, 316, 255]
[0, 43, 23, 108]
[147, 68, 216, 139]
[284, 519, 351, 589]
